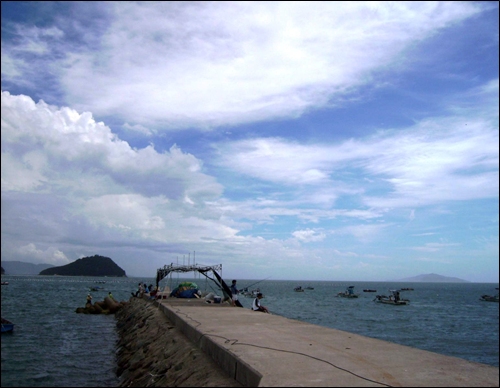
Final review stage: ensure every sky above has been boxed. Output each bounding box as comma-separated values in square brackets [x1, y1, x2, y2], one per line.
[1, 2, 498, 282]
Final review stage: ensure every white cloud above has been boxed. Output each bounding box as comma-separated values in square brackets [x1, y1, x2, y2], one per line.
[292, 229, 326, 243]
[2, 2, 483, 129]
[122, 122, 153, 136]
[1, 91, 223, 200]
[1, 152, 47, 191]
[18, 243, 70, 266]
[1, 91, 246, 259]
[337, 224, 389, 243]
[1, 53, 24, 78]
[411, 242, 461, 253]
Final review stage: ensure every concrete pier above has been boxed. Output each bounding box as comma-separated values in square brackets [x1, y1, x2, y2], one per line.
[155, 297, 499, 387]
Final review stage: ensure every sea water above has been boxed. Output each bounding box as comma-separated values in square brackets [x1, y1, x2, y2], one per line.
[1, 276, 498, 387]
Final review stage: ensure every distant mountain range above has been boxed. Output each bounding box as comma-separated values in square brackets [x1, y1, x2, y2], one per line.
[1, 261, 55, 275]
[394, 273, 470, 283]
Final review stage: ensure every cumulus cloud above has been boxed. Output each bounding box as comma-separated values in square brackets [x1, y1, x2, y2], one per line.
[2, 2, 483, 129]
[18, 243, 70, 266]
[0, 92, 246, 259]
[1, 91, 223, 200]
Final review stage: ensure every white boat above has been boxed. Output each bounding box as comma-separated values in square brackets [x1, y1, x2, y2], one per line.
[374, 290, 409, 305]
[337, 286, 359, 298]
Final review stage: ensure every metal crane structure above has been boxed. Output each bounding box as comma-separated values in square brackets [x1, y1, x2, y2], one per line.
[155, 263, 243, 307]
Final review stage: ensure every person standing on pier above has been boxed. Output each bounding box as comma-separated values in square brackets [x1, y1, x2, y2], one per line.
[230, 280, 239, 307]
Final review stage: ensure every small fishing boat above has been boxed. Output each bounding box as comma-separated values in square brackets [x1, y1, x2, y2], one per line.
[374, 290, 409, 305]
[1, 318, 14, 333]
[401, 287, 414, 291]
[363, 289, 377, 292]
[305, 286, 314, 290]
[480, 295, 499, 302]
[337, 286, 359, 298]
[1, 281, 9, 285]
[294, 286, 304, 292]
[89, 286, 103, 291]
[480, 288, 499, 302]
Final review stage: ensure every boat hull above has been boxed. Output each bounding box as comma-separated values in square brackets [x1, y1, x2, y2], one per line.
[376, 299, 409, 305]
[1, 318, 14, 333]
[480, 295, 499, 302]
[374, 296, 409, 305]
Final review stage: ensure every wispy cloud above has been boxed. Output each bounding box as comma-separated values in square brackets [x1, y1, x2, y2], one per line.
[2, 2, 483, 129]
[216, 80, 498, 210]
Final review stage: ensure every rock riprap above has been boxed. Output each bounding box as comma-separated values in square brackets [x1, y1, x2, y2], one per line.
[114, 297, 242, 387]
[76, 296, 127, 314]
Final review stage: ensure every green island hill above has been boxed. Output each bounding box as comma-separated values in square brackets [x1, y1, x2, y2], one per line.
[39, 255, 127, 277]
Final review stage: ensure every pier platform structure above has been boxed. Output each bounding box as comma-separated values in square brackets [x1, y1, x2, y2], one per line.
[154, 297, 498, 387]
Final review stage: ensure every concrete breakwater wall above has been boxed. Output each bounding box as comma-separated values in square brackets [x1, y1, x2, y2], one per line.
[115, 297, 242, 387]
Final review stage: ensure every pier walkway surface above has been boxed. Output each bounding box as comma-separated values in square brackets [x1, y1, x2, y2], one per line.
[155, 297, 498, 387]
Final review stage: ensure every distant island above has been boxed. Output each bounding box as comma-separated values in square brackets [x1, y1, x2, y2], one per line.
[39, 255, 127, 277]
[394, 273, 470, 283]
[1, 261, 55, 275]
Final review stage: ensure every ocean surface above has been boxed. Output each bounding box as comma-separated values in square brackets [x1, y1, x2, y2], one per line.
[1, 275, 498, 387]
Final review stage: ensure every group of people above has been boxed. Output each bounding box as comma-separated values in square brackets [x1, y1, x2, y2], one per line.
[86, 291, 114, 306]
[131, 283, 156, 298]
[230, 280, 269, 313]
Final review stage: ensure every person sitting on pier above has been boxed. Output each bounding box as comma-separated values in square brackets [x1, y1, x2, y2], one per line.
[252, 293, 269, 313]
[131, 283, 142, 297]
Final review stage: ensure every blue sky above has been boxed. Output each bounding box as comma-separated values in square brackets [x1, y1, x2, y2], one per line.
[1, 2, 498, 282]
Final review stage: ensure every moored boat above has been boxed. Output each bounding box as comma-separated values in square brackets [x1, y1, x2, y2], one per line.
[480, 288, 499, 302]
[374, 290, 409, 305]
[337, 286, 359, 298]
[480, 295, 499, 302]
[1, 318, 14, 333]
[89, 286, 103, 291]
